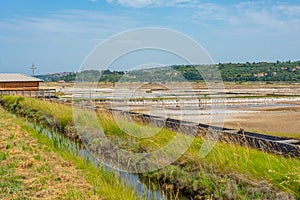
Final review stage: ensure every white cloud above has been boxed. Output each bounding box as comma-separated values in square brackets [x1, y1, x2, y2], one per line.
[0, 9, 140, 73]
[274, 4, 300, 17]
[237, 3, 300, 33]
[106, 0, 197, 8]
[0, 10, 136, 41]
[191, 2, 300, 35]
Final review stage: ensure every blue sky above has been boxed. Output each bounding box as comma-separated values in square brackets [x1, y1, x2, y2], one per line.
[0, 0, 299, 74]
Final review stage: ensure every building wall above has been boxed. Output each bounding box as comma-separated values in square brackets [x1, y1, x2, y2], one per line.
[0, 81, 39, 91]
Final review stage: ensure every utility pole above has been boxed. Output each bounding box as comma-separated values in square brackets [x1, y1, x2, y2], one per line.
[30, 64, 37, 77]
[113, 70, 117, 88]
[81, 66, 84, 82]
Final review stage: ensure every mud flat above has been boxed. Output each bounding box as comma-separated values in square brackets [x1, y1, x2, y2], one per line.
[224, 105, 300, 139]
[110, 97, 300, 139]
[123, 102, 300, 139]
[44, 82, 300, 139]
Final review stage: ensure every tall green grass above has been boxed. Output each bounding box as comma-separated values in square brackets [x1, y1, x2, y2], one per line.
[1, 96, 74, 133]
[96, 112, 300, 197]
[0, 97, 140, 200]
[1, 96, 299, 198]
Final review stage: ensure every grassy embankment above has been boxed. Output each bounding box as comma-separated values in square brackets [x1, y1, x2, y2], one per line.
[1, 96, 299, 199]
[0, 102, 140, 199]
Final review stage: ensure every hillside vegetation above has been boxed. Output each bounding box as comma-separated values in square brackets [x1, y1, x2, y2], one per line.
[36, 61, 300, 83]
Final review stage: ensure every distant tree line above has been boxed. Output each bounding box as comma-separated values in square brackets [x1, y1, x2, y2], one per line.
[37, 61, 300, 83]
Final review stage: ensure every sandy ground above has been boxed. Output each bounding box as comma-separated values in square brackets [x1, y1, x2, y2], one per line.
[126, 102, 300, 139]
[224, 105, 300, 139]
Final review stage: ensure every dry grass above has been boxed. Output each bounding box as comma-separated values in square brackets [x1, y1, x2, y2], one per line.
[0, 106, 139, 200]
[0, 107, 98, 199]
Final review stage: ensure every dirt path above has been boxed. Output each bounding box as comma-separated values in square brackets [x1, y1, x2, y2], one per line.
[0, 107, 102, 199]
